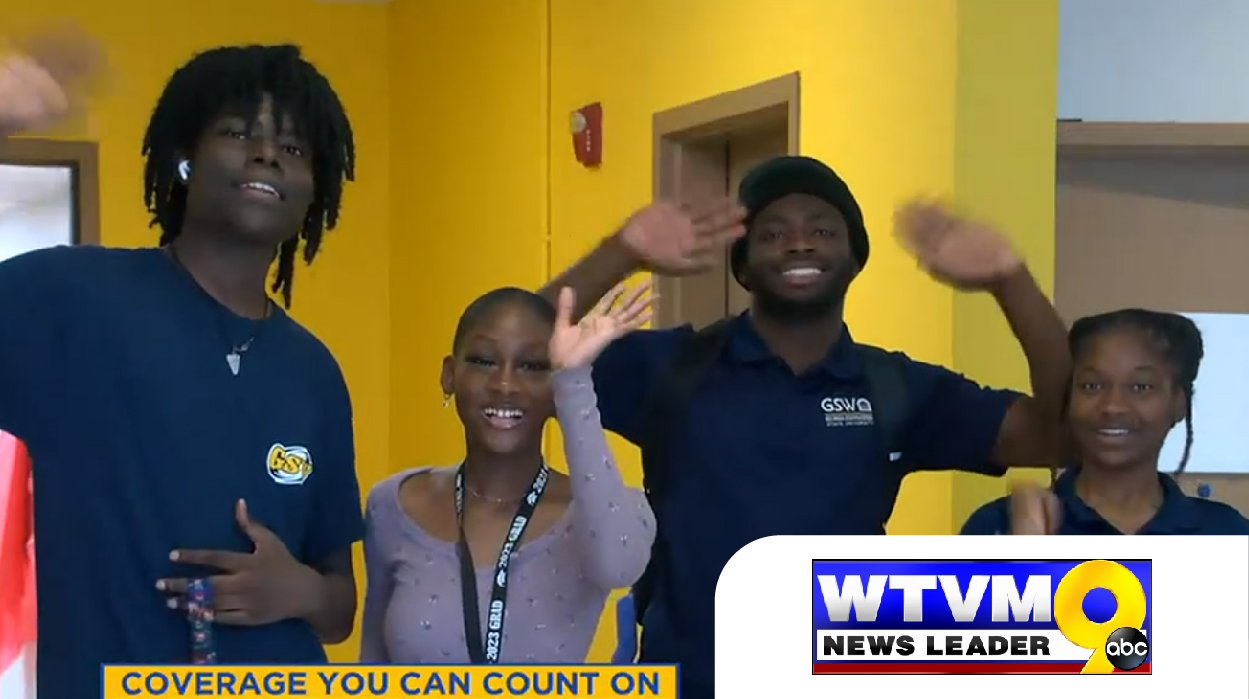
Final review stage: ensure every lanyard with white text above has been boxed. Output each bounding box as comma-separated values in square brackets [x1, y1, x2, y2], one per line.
[454, 463, 549, 663]
[186, 578, 217, 664]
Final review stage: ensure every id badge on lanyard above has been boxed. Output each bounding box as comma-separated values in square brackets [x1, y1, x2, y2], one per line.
[455, 463, 549, 663]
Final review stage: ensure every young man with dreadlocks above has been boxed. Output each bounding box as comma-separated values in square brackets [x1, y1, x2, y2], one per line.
[962, 308, 1249, 536]
[0, 30, 363, 696]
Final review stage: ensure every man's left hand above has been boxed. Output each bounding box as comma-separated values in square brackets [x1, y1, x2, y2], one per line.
[157, 499, 321, 626]
[894, 199, 1023, 292]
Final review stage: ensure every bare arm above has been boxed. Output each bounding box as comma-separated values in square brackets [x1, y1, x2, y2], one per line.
[539, 200, 746, 321]
[299, 549, 357, 644]
[553, 365, 656, 590]
[989, 265, 1071, 466]
[539, 234, 640, 321]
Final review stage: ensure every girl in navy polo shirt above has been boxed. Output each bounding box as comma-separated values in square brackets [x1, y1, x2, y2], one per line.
[961, 309, 1249, 536]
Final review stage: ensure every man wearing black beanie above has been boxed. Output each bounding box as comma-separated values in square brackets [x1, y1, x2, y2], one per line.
[540, 156, 1069, 699]
[727, 156, 871, 323]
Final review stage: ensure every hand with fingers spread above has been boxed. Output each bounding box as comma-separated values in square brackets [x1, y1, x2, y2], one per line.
[157, 499, 320, 626]
[1008, 481, 1062, 535]
[549, 281, 654, 370]
[0, 24, 104, 136]
[618, 199, 747, 277]
[894, 200, 1023, 292]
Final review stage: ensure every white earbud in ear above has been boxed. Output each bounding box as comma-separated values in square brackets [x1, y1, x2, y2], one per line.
[177, 160, 192, 183]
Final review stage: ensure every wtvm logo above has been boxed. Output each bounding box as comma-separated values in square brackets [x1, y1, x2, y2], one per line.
[811, 559, 1152, 675]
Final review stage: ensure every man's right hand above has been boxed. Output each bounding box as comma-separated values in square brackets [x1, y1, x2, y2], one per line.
[1008, 480, 1062, 535]
[617, 198, 747, 277]
[0, 25, 103, 137]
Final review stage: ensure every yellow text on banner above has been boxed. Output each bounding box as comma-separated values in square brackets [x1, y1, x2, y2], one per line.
[100, 664, 679, 699]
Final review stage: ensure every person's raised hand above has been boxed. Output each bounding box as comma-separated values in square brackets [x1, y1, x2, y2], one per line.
[617, 198, 746, 277]
[548, 281, 653, 370]
[0, 24, 104, 137]
[1008, 480, 1062, 535]
[894, 199, 1023, 292]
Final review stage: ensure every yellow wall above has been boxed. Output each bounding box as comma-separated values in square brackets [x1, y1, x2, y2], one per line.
[949, 0, 1060, 525]
[548, 0, 963, 546]
[388, 0, 551, 472]
[388, 0, 1058, 662]
[6, 0, 1058, 665]
[548, 0, 1057, 654]
[4, 0, 392, 662]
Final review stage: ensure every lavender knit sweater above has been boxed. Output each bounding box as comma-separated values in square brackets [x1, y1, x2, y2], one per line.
[359, 366, 655, 663]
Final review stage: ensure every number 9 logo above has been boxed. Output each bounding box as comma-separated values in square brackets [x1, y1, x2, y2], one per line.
[1053, 560, 1148, 674]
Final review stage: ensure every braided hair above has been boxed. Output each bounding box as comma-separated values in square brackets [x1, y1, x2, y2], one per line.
[141, 44, 355, 308]
[1062, 309, 1204, 479]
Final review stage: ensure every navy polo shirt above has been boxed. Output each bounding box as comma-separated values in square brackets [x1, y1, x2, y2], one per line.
[0, 246, 364, 699]
[592, 313, 1021, 696]
[960, 467, 1249, 535]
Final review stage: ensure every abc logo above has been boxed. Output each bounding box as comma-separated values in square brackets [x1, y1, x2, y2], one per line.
[1104, 627, 1150, 672]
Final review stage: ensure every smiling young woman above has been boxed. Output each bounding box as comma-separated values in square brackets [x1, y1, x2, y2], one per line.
[961, 309, 1249, 536]
[360, 284, 657, 665]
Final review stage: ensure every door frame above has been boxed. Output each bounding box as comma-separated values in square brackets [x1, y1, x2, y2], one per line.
[0, 137, 100, 246]
[651, 73, 801, 328]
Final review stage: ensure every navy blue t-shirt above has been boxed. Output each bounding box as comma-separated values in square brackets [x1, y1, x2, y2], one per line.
[0, 246, 364, 699]
[591, 313, 1021, 696]
[960, 467, 1249, 535]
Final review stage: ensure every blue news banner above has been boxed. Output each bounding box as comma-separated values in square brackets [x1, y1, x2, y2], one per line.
[811, 559, 1153, 675]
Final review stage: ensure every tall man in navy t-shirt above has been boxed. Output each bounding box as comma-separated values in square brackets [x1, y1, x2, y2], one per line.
[541, 157, 1070, 698]
[0, 32, 363, 697]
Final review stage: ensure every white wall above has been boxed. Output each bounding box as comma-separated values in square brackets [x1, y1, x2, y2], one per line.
[1058, 0, 1249, 122]
[0, 196, 73, 262]
[1057, 3, 1249, 473]
[1160, 314, 1249, 474]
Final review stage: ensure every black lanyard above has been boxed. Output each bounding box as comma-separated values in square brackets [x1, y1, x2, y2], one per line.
[454, 463, 549, 663]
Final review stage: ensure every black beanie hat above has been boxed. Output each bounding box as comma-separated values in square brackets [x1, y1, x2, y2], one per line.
[730, 156, 869, 288]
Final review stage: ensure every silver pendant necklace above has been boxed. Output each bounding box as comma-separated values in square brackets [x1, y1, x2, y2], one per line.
[225, 337, 254, 376]
[166, 246, 268, 377]
[220, 322, 263, 377]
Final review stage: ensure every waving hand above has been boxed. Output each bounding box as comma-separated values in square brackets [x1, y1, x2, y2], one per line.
[549, 281, 653, 370]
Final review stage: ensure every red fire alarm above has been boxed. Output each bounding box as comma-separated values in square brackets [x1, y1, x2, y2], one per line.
[571, 102, 602, 168]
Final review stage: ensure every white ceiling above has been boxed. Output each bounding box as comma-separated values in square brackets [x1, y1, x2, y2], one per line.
[0, 164, 73, 216]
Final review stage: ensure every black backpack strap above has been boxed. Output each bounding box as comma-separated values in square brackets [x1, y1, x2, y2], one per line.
[855, 344, 913, 526]
[630, 318, 734, 631]
[639, 318, 734, 498]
